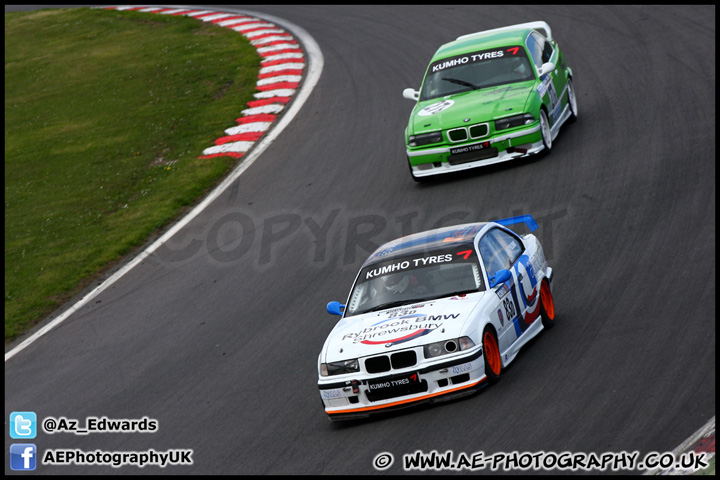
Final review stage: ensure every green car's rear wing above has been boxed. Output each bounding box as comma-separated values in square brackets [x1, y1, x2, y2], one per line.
[456, 21, 553, 42]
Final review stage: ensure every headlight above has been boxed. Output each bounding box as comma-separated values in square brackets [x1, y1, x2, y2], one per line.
[408, 131, 443, 147]
[423, 336, 476, 359]
[494, 113, 535, 131]
[320, 359, 359, 376]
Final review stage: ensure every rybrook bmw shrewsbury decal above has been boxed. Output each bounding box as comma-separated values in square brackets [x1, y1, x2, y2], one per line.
[345, 312, 462, 346]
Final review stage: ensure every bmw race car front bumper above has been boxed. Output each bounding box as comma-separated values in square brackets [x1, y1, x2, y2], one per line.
[318, 347, 487, 421]
[408, 125, 543, 178]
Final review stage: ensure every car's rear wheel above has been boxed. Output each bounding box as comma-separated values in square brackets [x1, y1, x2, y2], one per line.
[483, 326, 502, 384]
[567, 78, 578, 123]
[540, 279, 555, 329]
[540, 109, 552, 151]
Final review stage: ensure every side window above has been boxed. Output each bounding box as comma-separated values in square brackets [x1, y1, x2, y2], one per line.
[479, 235, 503, 280]
[525, 34, 543, 68]
[540, 36, 555, 64]
[492, 229, 523, 265]
[478, 229, 524, 279]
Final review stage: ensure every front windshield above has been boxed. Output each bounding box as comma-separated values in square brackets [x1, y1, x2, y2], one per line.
[420, 45, 535, 101]
[345, 246, 484, 317]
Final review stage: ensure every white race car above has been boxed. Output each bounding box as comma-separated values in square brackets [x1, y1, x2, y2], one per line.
[318, 216, 555, 420]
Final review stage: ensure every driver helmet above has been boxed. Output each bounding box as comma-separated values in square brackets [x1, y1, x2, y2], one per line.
[384, 274, 410, 294]
[512, 57, 527, 75]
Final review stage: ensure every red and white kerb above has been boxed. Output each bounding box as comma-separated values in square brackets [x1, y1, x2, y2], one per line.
[104, 6, 305, 160]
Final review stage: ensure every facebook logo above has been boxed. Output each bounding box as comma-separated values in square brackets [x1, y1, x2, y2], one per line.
[10, 411, 37, 439]
[10, 444, 37, 471]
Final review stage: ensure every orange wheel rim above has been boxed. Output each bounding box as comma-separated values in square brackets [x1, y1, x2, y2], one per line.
[484, 332, 501, 375]
[541, 282, 555, 320]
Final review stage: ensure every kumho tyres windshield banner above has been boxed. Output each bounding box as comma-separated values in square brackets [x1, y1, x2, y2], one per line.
[103, 6, 305, 160]
[360, 246, 479, 282]
[429, 46, 522, 73]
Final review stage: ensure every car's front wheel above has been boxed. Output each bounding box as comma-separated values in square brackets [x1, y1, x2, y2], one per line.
[482, 326, 502, 384]
[540, 279, 555, 329]
[567, 78, 578, 124]
[540, 109, 552, 151]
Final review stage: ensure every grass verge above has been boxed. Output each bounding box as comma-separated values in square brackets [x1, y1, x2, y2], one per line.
[5, 7, 260, 342]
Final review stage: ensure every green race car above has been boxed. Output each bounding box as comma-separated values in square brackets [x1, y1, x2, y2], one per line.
[403, 21, 577, 181]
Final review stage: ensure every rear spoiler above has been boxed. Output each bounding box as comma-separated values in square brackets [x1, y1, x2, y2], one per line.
[456, 21, 552, 42]
[493, 215, 539, 232]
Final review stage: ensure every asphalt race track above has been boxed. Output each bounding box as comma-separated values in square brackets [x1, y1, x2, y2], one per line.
[5, 5, 715, 475]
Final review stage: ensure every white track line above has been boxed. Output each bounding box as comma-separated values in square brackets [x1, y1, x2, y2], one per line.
[5, 7, 323, 361]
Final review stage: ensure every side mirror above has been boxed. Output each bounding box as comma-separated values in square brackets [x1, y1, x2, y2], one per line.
[402, 88, 419, 101]
[326, 301, 346, 316]
[537, 62, 556, 77]
[489, 269, 511, 288]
